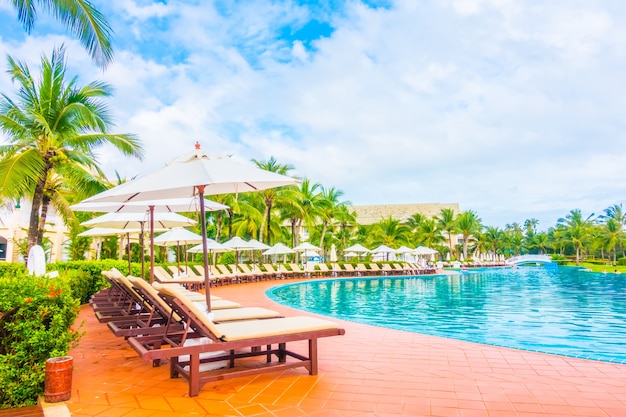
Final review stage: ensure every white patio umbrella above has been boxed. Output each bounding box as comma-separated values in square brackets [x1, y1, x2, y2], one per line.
[329, 244, 338, 262]
[262, 242, 295, 263]
[78, 227, 142, 268]
[262, 243, 295, 255]
[293, 242, 322, 251]
[344, 252, 358, 259]
[82, 212, 196, 277]
[222, 236, 256, 265]
[395, 245, 414, 262]
[343, 243, 370, 253]
[187, 238, 232, 267]
[153, 227, 203, 270]
[371, 244, 396, 261]
[73, 196, 227, 283]
[77, 143, 298, 310]
[71, 196, 227, 214]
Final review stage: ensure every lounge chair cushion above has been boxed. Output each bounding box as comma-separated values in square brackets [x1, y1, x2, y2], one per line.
[216, 316, 340, 341]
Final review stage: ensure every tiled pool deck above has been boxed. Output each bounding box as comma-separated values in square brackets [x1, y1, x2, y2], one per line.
[66, 278, 626, 416]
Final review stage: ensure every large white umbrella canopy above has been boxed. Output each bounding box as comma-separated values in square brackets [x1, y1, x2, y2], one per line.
[415, 246, 438, 255]
[262, 243, 295, 256]
[293, 242, 322, 251]
[187, 238, 232, 253]
[82, 211, 196, 229]
[247, 239, 271, 250]
[371, 244, 396, 261]
[78, 227, 143, 237]
[222, 236, 256, 264]
[343, 243, 370, 253]
[78, 143, 298, 311]
[153, 227, 203, 246]
[71, 196, 228, 213]
[154, 227, 204, 270]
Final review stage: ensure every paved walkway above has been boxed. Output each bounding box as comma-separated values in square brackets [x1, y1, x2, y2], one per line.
[66, 279, 626, 416]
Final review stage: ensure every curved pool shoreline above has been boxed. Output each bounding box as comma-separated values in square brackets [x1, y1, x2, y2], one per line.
[267, 267, 626, 364]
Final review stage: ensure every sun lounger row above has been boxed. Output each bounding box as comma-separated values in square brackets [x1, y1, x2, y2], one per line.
[92, 269, 346, 396]
[127, 283, 345, 396]
[151, 262, 435, 286]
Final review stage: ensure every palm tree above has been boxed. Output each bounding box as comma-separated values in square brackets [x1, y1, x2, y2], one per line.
[436, 208, 457, 253]
[9, 0, 113, 67]
[286, 178, 323, 248]
[600, 204, 626, 257]
[557, 209, 595, 265]
[417, 218, 444, 249]
[369, 216, 410, 248]
[317, 186, 349, 251]
[0, 46, 143, 253]
[483, 226, 503, 258]
[456, 210, 482, 260]
[600, 218, 622, 264]
[252, 157, 294, 245]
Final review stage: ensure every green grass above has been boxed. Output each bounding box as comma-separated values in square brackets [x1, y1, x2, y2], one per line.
[568, 262, 626, 273]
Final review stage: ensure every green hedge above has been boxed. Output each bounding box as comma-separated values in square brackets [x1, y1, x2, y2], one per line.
[0, 273, 81, 408]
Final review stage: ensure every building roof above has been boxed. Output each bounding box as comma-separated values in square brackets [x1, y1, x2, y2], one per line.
[351, 202, 460, 225]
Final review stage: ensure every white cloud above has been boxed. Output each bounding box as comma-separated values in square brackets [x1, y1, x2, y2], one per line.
[1, 1, 625, 230]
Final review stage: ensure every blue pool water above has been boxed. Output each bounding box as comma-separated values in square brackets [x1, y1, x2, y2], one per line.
[266, 267, 626, 363]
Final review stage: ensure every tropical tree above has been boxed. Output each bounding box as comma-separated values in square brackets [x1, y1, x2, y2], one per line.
[0, 46, 143, 254]
[600, 218, 623, 264]
[557, 209, 595, 265]
[368, 216, 410, 248]
[483, 226, 503, 257]
[456, 210, 482, 260]
[284, 178, 323, 248]
[416, 218, 445, 249]
[436, 208, 457, 253]
[600, 204, 626, 258]
[252, 157, 295, 245]
[317, 186, 349, 251]
[8, 0, 114, 67]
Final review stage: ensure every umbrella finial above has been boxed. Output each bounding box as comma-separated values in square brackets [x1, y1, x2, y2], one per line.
[195, 141, 201, 149]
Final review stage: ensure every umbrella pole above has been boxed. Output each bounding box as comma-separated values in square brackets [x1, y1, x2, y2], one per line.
[198, 186, 212, 312]
[149, 206, 155, 283]
[126, 232, 131, 275]
[176, 241, 181, 271]
[140, 223, 145, 279]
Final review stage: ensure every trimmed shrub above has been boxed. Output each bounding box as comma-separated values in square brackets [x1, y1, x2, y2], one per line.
[0, 273, 82, 408]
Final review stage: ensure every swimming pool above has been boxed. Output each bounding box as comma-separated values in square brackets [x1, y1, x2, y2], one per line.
[267, 267, 626, 363]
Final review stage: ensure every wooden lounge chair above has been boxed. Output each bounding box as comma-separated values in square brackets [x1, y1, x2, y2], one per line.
[316, 263, 331, 277]
[355, 264, 369, 276]
[127, 284, 345, 396]
[152, 265, 207, 290]
[341, 263, 358, 276]
[289, 263, 307, 278]
[330, 263, 341, 277]
[276, 264, 295, 279]
[209, 265, 234, 285]
[381, 264, 393, 275]
[368, 263, 383, 275]
[217, 264, 244, 283]
[237, 264, 261, 282]
[262, 263, 282, 279]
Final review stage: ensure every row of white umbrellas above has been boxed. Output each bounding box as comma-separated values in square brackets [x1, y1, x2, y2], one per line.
[73, 143, 300, 311]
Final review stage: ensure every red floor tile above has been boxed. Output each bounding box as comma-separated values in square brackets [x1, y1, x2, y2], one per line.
[65, 279, 626, 417]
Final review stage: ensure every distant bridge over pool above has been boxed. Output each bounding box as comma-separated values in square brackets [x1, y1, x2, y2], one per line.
[505, 254, 557, 267]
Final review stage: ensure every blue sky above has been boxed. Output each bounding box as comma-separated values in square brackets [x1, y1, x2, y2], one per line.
[1, 0, 625, 231]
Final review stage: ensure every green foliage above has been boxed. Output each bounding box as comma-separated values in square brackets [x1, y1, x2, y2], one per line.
[51, 260, 141, 303]
[218, 252, 235, 265]
[617, 258, 626, 266]
[0, 273, 82, 408]
[0, 263, 27, 279]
